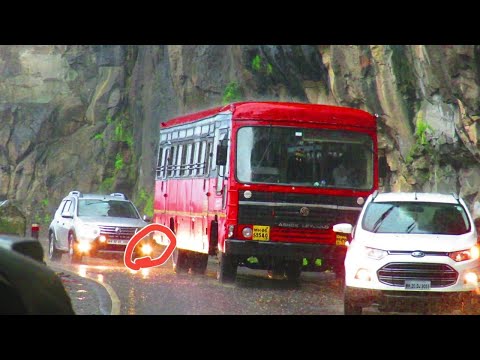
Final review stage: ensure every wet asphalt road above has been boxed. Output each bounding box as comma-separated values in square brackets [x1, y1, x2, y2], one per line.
[48, 253, 346, 315]
[40, 237, 474, 315]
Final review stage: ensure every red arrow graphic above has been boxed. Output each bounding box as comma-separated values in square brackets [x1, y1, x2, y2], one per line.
[124, 223, 177, 271]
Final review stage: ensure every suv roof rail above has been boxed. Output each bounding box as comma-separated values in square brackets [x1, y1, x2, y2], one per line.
[110, 192, 128, 200]
[69, 190, 82, 197]
[372, 190, 379, 201]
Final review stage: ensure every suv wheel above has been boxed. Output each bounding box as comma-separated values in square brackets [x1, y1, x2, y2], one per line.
[48, 232, 62, 261]
[68, 233, 82, 264]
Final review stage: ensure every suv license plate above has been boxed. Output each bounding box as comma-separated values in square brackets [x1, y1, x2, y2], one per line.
[405, 280, 431, 290]
[107, 239, 129, 245]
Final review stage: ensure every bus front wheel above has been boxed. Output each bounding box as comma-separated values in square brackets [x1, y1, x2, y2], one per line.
[191, 253, 208, 275]
[172, 248, 190, 274]
[285, 260, 302, 283]
[217, 252, 237, 283]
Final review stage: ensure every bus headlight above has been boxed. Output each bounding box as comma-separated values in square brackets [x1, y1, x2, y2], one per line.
[242, 227, 253, 239]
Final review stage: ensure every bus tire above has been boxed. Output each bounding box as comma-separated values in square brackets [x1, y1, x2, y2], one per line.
[285, 260, 302, 283]
[172, 248, 189, 274]
[209, 222, 218, 256]
[191, 253, 208, 275]
[217, 252, 237, 283]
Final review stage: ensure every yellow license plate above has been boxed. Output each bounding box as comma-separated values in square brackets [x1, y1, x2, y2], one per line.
[253, 225, 270, 241]
[335, 234, 347, 246]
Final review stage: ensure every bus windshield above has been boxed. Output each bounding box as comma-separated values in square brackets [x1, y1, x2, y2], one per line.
[236, 126, 373, 189]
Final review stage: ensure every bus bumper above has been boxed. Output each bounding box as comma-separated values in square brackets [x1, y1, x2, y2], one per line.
[225, 239, 346, 260]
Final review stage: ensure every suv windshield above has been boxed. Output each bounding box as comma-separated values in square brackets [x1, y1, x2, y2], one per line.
[362, 202, 470, 235]
[236, 126, 373, 189]
[77, 199, 140, 219]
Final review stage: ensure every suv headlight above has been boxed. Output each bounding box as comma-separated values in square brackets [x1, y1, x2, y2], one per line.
[448, 245, 480, 262]
[77, 224, 100, 238]
[364, 246, 388, 260]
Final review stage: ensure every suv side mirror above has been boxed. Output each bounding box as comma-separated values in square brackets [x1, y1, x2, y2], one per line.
[143, 215, 152, 222]
[216, 140, 228, 166]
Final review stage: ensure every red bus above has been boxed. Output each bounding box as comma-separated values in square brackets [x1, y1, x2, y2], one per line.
[154, 101, 381, 283]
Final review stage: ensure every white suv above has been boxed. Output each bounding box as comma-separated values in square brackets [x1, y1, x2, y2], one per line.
[334, 191, 480, 315]
[48, 191, 152, 264]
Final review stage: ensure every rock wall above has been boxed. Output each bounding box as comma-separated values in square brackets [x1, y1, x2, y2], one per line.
[1, 45, 480, 224]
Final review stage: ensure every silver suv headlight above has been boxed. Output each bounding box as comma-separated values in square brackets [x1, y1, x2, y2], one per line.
[77, 224, 100, 238]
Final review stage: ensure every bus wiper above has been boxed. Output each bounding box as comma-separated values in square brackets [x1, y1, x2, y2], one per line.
[256, 126, 273, 168]
[372, 205, 395, 233]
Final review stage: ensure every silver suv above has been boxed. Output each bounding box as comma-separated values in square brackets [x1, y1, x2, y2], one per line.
[48, 191, 152, 263]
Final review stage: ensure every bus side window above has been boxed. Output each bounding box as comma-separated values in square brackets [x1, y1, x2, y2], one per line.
[182, 143, 193, 177]
[163, 147, 170, 179]
[175, 145, 183, 177]
[205, 141, 213, 175]
[198, 141, 206, 176]
[192, 141, 200, 176]
[186, 142, 194, 176]
[168, 146, 177, 178]
[156, 147, 164, 179]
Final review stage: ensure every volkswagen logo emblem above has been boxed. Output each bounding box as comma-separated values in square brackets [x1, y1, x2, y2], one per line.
[411, 251, 425, 258]
[299, 207, 310, 217]
[115, 227, 120, 233]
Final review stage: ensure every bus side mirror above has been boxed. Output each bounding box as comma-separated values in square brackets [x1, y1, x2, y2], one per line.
[216, 142, 227, 166]
[379, 156, 388, 179]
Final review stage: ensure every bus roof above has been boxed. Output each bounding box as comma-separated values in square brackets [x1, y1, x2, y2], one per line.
[161, 101, 377, 128]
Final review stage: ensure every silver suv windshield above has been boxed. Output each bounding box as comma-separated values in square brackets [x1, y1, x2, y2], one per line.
[78, 199, 140, 219]
[236, 126, 373, 189]
[362, 202, 471, 235]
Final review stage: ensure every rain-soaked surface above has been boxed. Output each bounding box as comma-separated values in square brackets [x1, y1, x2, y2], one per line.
[41, 237, 478, 315]
[49, 254, 346, 315]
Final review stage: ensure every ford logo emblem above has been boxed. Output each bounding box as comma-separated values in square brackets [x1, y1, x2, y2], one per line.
[411, 251, 425, 258]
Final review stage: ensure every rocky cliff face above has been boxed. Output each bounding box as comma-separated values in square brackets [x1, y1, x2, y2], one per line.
[1, 45, 480, 225]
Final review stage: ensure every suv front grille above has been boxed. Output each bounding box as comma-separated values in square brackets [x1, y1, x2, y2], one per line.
[378, 262, 458, 288]
[99, 226, 137, 240]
